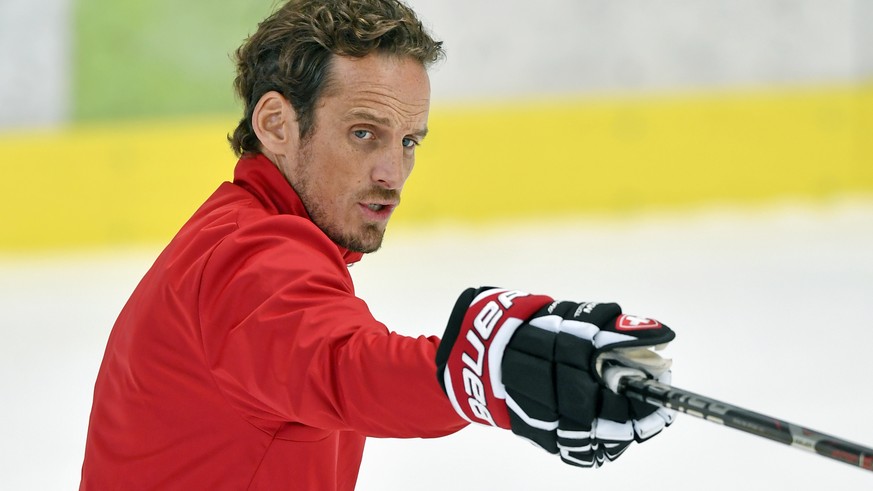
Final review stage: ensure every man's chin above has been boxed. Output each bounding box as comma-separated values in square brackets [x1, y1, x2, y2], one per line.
[332, 224, 386, 254]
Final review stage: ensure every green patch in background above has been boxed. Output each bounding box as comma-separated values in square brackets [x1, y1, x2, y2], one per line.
[73, 0, 276, 121]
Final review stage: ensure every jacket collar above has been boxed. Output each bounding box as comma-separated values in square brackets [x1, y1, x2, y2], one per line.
[232, 153, 365, 265]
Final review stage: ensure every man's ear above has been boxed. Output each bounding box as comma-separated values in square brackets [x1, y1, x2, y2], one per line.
[252, 91, 299, 157]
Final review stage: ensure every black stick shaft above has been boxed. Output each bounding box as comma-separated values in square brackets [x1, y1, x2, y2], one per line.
[620, 376, 873, 473]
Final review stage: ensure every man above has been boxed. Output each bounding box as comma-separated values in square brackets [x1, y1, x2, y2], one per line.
[81, 1, 676, 489]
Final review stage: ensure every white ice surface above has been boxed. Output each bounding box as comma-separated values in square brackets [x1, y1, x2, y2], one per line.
[2, 200, 872, 490]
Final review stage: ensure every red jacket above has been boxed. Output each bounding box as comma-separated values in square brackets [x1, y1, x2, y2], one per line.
[81, 154, 467, 490]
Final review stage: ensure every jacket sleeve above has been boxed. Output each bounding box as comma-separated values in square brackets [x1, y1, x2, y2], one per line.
[197, 215, 468, 438]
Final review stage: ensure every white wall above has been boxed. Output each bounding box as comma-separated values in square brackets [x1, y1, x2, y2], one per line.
[1, 0, 870, 128]
[411, 0, 868, 102]
[858, 0, 873, 78]
[0, 0, 71, 128]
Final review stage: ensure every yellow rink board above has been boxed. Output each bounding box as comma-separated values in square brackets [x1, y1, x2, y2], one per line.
[1, 84, 871, 251]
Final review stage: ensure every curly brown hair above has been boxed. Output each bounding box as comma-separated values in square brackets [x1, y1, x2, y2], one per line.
[228, 0, 444, 156]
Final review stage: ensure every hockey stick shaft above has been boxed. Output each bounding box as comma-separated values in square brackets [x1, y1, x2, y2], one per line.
[619, 376, 873, 473]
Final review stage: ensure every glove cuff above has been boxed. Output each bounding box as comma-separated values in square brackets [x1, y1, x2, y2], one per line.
[437, 287, 553, 428]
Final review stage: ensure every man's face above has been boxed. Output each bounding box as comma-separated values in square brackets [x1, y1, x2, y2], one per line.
[278, 53, 431, 254]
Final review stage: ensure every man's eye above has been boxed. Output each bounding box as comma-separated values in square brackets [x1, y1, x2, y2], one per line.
[402, 138, 419, 148]
[353, 129, 373, 140]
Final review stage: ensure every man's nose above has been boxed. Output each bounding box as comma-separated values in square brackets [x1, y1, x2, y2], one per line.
[371, 145, 409, 190]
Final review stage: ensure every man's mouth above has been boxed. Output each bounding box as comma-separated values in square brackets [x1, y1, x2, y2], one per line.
[359, 201, 398, 219]
[363, 198, 399, 211]
[359, 189, 400, 219]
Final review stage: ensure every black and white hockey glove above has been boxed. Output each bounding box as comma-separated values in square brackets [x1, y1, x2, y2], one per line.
[436, 287, 675, 468]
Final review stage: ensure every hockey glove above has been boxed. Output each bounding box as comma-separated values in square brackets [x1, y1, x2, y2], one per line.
[436, 287, 675, 468]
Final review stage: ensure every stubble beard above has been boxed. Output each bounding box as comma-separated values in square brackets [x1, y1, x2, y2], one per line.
[291, 145, 389, 255]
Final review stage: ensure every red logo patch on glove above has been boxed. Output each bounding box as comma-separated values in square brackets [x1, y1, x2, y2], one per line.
[444, 289, 553, 428]
[616, 314, 661, 331]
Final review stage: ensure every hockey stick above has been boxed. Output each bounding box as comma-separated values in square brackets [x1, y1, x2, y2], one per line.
[618, 376, 873, 473]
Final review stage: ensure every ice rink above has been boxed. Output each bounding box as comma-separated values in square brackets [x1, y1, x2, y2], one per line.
[2, 199, 872, 490]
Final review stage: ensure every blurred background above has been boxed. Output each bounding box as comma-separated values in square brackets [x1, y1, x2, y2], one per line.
[1, 0, 872, 489]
